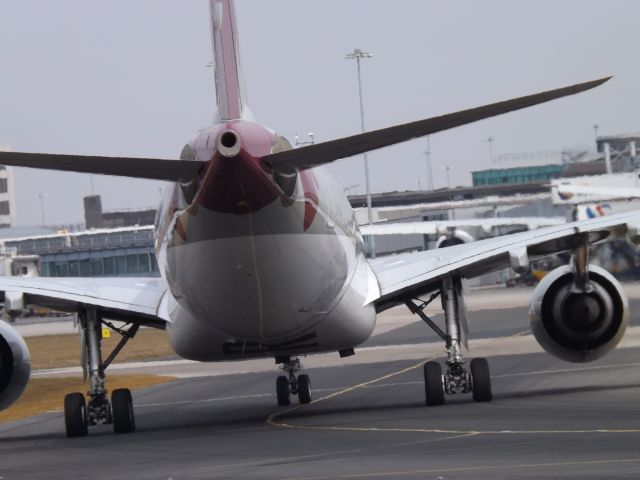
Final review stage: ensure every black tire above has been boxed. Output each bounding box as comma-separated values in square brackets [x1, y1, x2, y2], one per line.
[424, 361, 445, 406]
[112, 388, 136, 434]
[297, 374, 312, 404]
[471, 357, 493, 402]
[276, 375, 291, 406]
[64, 392, 88, 437]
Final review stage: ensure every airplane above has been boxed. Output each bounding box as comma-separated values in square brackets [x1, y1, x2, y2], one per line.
[360, 216, 567, 248]
[354, 193, 550, 219]
[551, 173, 640, 220]
[0, 0, 635, 438]
[554, 184, 640, 203]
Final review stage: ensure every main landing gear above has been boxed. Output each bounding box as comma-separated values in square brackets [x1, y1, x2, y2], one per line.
[274, 356, 312, 406]
[64, 307, 139, 437]
[405, 276, 492, 407]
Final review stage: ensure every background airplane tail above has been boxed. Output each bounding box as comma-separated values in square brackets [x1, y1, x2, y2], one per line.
[210, 0, 249, 121]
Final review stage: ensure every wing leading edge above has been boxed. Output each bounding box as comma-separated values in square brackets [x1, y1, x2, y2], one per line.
[0, 276, 169, 328]
[369, 212, 640, 312]
[264, 77, 611, 171]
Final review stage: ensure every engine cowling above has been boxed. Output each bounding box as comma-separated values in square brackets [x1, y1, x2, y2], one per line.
[436, 230, 475, 248]
[529, 264, 628, 363]
[0, 320, 31, 410]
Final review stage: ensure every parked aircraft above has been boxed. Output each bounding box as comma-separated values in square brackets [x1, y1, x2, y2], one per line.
[0, 1, 632, 438]
[360, 217, 566, 248]
[552, 173, 640, 220]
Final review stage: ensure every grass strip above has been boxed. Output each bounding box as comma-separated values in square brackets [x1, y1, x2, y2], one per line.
[26, 328, 175, 370]
[0, 374, 175, 424]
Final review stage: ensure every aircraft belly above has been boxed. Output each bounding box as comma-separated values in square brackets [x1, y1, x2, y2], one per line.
[167, 232, 354, 341]
[166, 253, 377, 361]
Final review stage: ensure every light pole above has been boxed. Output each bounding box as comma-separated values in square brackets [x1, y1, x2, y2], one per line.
[423, 136, 433, 191]
[37, 193, 47, 227]
[443, 166, 454, 220]
[345, 48, 375, 257]
[445, 166, 452, 188]
[485, 136, 496, 163]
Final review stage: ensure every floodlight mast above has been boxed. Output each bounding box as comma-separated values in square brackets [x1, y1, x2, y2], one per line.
[345, 48, 375, 257]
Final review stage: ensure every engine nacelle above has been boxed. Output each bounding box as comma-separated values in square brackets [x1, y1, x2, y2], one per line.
[0, 320, 31, 410]
[529, 264, 628, 363]
[436, 230, 475, 248]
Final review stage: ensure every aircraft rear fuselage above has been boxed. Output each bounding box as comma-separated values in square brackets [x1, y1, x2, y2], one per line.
[155, 120, 378, 361]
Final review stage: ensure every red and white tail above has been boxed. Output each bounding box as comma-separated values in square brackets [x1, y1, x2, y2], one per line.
[210, 0, 248, 121]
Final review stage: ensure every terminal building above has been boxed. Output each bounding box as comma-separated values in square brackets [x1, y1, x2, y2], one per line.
[1, 226, 158, 277]
[0, 194, 158, 278]
[0, 166, 15, 228]
[0, 145, 16, 228]
[471, 164, 564, 186]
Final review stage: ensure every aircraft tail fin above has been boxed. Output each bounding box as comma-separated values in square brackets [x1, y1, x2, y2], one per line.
[210, 0, 248, 121]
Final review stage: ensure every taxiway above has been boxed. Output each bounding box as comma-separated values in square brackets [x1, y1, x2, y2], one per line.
[1, 287, 639, 479]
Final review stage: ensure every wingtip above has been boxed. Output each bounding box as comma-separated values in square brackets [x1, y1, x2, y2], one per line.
[588, 75, 613, 88]
[570, 75, 613, 94]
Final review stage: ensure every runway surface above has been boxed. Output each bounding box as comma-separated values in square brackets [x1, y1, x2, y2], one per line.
[2, 287, 640, 479]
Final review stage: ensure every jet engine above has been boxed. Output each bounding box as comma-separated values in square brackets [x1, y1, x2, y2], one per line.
[436, 230, 475, 248]
[0, 321, 31, 410]
[529, 264, 628, 363]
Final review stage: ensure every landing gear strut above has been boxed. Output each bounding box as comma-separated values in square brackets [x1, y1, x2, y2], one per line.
[275, 356, 312, 406]
[406, 276, 492, 406]
[64, 307, 139, 437]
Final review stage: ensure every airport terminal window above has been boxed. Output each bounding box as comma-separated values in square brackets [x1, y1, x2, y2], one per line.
[68, 262, 80, 276]
[138, 253, 150, 273]
[79, 260, 91, 276]
[126, 254, 139, 274]
[91, 259, 103, 276]
[39, 249, 159, 277]
[44, 262, 69, 277]
[116, 256, 127, 274]
[103, 257, 115, 275]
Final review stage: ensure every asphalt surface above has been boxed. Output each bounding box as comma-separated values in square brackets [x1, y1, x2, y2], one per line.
[2, 291, 640, 479]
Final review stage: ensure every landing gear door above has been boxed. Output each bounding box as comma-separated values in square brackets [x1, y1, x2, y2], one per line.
[456, 280, 470, 350]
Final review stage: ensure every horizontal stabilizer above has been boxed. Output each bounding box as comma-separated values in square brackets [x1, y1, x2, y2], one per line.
[264, 77, 611, 171]
[0, 152, 204, 182]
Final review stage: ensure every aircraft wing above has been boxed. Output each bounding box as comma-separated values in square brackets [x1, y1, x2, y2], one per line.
[0, 78, 608, 181]
[369, 212, 640, 312]
[264, 77, 610, 171]
[0, 276, 169, 328]
[360, 217, 566, 236]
